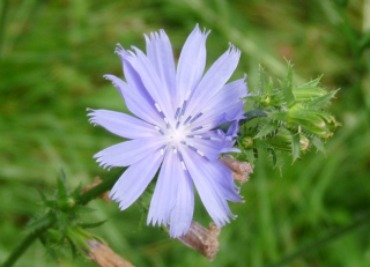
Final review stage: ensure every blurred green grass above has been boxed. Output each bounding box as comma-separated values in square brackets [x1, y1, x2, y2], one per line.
[1, 0, 369, 266]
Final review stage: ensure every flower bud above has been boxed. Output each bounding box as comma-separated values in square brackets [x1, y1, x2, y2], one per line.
[220, 155, 253, 184]
[178, 221, 220, 261]
[87, 240, 134, 267]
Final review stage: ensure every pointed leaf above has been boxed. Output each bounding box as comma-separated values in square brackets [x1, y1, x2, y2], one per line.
[79, 220, 107, 229]
[291, 133, 300, 161]
[254, 123, 277, 139]
[57, 170, 69, 201]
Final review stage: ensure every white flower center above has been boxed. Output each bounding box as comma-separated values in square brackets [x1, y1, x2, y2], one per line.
[169, 129, 185, 143]
[167, 127, 186, 145]
[153, 101, 207, 155]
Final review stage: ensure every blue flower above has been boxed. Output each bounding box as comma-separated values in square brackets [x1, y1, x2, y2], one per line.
[88, 25, 248, 237]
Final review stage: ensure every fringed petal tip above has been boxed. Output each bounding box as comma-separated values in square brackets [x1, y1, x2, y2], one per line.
[144, 29, 166, 43]
[213, 212, 238, 228]
[147, 220, 191, 239]
[93, 150, 116, 170]
[94, 159, 113, 170]
[194, 23, 211, 37]
[86, 108, 97, 126]
[170, 224, 192, 238]
[109, 189, 118, 202]
[227, 43, 241, 57]
[114, 43, 125, 55]
[102, 74, 127, 98]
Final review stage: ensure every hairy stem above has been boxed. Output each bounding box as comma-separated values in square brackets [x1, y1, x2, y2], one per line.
[2, 221, 53, 267]
[76, 168, 124, 205]
[2, 168, 124, 267]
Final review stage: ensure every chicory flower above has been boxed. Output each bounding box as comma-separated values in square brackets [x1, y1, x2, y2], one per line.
[89, 25, 247, 237]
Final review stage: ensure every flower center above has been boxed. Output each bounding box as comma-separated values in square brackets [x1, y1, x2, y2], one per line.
[167, 127, 186, 145]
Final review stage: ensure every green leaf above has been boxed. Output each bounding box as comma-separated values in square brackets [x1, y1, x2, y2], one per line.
[280, 63, 295, 107]
[79, 220, 107, 229]
[27, 214, 52, 233]
[291, 133, 301, 161]
[57, 170, 69, 202]
[309, 136, 326, 153]
[309, 90, 338, 108]
[254, 123, 277, 139]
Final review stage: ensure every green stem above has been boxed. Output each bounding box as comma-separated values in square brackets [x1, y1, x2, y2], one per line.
[243, 110, 268, 122]
[2, 221, 53, 267]
[1, 168, 125, 267]
[266, 212, 370, 267]
[0, 0, 9, 57]
[237, 109, 268, 133]
[76, 168, 124, 205]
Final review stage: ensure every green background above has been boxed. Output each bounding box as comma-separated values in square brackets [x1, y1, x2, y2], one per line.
[1, 0, 369, 266]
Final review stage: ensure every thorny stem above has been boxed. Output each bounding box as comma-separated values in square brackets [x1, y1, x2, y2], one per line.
[76, 168, 124, 205]
[1, 168, 124, 267]
[2, 221, 53, 267]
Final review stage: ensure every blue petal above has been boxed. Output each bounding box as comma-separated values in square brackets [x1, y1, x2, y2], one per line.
[193, 77, 247, 125]
[110, 151, 164, 210]
[88, 109, 158, 139]
[176, 25, 210, 107]
[120, 46, 173, 120]
[94, 138, 165, 168]
[185, 133, 227, 160]
[103, 74, 164, 127]
[181, 148, 240, 227]
[147, 151, 178, 227]
[206, 159, 242, 203]
[169, 165, 194, 237]
[186, 45, 241, 118]
[145, 30, 176, 107]
[147, 150, 195, 238]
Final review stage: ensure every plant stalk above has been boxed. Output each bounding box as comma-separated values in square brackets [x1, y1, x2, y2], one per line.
[1, 168, 124, 267]
[2, 221, 53, 267]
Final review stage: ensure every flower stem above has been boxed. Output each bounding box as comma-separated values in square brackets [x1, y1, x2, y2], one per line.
[76, 168, 124, 205]
[2, 221, 53, 267]
[2, 168, 124, 267]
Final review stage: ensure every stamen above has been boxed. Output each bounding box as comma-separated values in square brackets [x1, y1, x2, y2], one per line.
[191, 126, 203, 132]
[190, 112, 203, 123]
[175, 107, 181, 120]
[164, 117, 170, 127]
[187, 144, 195, 150]
[180, 100, 188, 116]
[154, 126, 164, 135]
[181, 161, 187, 170]
[154, 102, 162, 112]
[184, 116, 192, 125]
[187, 134, 202, 139]
[178, 153, 187, 170]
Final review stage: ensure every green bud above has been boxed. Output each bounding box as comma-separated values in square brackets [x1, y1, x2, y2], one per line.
[58, 197, 76, 211]
[241, 137, 254, 149]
